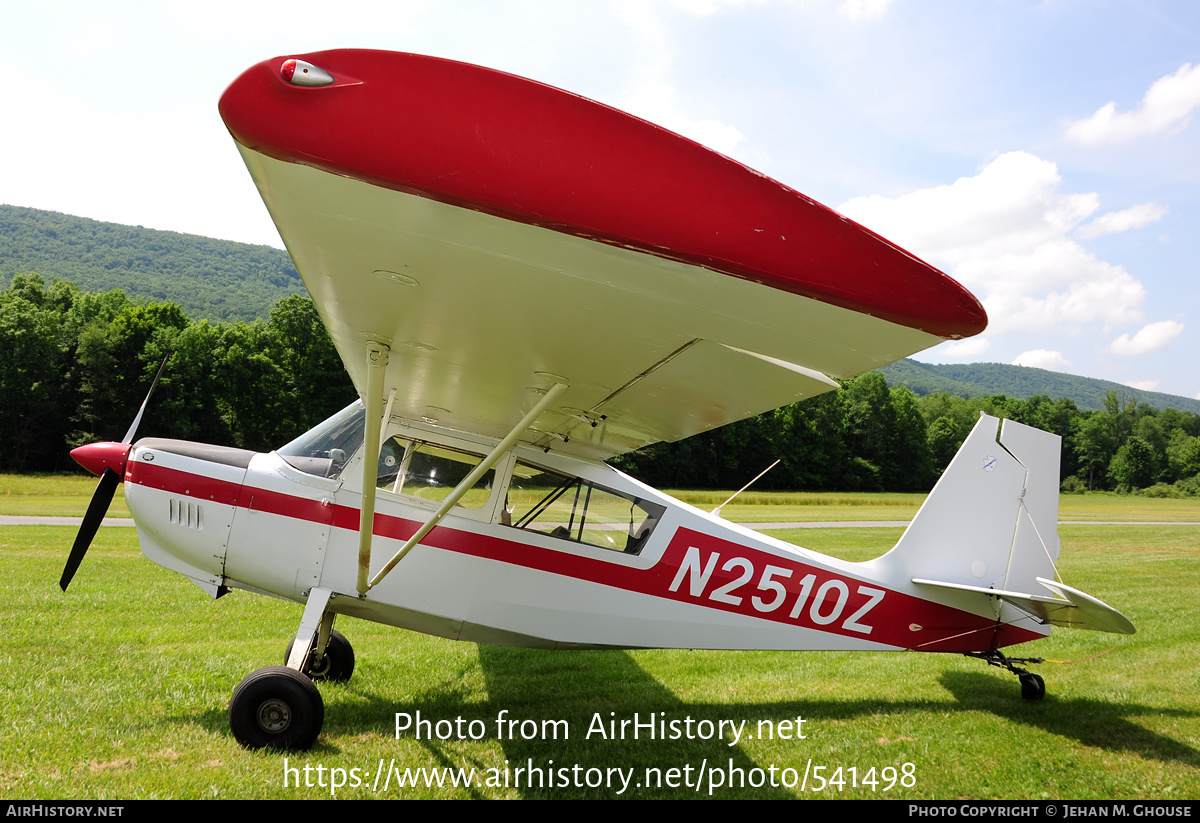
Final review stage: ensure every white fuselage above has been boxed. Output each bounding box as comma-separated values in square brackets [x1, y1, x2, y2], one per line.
[123, 418, 1044, 655]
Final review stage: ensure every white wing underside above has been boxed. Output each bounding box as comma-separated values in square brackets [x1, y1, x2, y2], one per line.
[242, 147, 950, 460]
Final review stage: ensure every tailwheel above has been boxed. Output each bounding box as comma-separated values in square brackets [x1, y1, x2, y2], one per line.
[229, 666, 324, 750]
[285, 629, 355, 682]
[1019, 672, 1046, 701]
[965, 650, 1048, 701]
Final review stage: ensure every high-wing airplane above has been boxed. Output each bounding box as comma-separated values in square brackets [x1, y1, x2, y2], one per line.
[63, 50, 1135, 752]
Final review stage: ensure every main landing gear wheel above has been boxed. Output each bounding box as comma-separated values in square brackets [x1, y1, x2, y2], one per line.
[1019, 672, 1046, 701]
[229, 666, 324, 750]
[285, 629, 355, 682]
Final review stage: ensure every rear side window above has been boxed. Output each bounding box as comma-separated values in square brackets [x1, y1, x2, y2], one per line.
[504, 462, 664, 554]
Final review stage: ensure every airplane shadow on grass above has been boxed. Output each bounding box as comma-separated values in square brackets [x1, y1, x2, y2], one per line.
[470, 645, 800, 799]
[320, 645, 808, 798]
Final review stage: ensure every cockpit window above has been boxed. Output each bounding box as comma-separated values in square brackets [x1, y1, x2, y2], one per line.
[504, 462, 664, 554]
[277, 401, 366, 478]
[376, 436, 495, 509]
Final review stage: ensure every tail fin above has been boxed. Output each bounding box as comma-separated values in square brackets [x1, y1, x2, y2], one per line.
[866, 413, 1133, 635]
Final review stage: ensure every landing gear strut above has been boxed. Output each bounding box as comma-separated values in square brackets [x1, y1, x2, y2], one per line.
[229, 587, 348, 750]
[285, 629, 356, 682]
[965, 650, 1046, 701]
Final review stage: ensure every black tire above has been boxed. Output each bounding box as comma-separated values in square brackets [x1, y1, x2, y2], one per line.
[285, 629, 355, 683]
[1019, 672, 1046, 701]
[229, 666, 324, 750]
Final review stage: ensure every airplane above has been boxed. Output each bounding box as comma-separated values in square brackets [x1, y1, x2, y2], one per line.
[62, 49, 1135, 752]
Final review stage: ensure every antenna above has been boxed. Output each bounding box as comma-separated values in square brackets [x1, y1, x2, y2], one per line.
[711, 459, 780, 518]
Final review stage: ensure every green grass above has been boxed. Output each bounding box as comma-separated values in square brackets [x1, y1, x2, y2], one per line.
[3, 515, 1197, 799]
[671, 490, 925, 522]
[0, 474, 130, 518]
[1055, 494, 1200, 522]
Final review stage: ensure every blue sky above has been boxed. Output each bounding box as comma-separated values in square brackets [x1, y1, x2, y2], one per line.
[2, 1, 1197, 399]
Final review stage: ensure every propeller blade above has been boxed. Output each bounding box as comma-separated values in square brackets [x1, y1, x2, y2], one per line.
[61, 466, 120, 591]
[63, 355, 167, 591]
[122, 355, 169, 444]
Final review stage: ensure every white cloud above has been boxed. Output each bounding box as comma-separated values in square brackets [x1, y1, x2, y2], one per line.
[980, 263, 1145, 334]
[841, 153, 1096, 270]
[1077, 203, 1168, 239]
[923, 336, 991, 360]
[620, 80, 746, 155]
[0, 55, 276, 246]
[663, 0, 766, 14]
[1012, 350, 1072, 371]
[1065, 63, 1200, 145]
[838, 0, 893, 23]
[613, 1, 746, 156]
[1125, 380, 1160, 392]
[839, 151, 1147, 336]
[1107, 320, 1185, 356]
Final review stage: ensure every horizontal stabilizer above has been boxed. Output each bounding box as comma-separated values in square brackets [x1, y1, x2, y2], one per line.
[1034, 577, 1136, 635]
[913, 577, 1135, 635]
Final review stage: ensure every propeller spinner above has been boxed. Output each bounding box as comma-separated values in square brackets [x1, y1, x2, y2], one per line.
[60, 357, 168, 591]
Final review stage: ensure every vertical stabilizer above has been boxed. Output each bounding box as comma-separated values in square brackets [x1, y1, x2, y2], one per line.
[862, 414, 1062, 634]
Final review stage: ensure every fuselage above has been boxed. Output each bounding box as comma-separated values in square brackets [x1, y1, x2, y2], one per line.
[119, 408, 1041, 654]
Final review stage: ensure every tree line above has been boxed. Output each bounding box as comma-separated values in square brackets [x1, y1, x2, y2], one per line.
[612, 371, 1200, 497]
[1, 274, 353, 472]
[4, 274, 1199, 496]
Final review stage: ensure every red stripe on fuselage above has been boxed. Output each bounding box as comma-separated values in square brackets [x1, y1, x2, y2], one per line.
[128, 460, 242, 506]
[129, 461, 1039, 651]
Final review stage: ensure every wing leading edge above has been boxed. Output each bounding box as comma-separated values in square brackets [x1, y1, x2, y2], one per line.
[221, 50, 986, 459]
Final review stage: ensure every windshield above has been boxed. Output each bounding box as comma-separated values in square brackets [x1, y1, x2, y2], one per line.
[277, 401, 366, 478]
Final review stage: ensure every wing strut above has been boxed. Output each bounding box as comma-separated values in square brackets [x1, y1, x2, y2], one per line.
[356, 342, 391, 595]
[365, 382, 567, 591]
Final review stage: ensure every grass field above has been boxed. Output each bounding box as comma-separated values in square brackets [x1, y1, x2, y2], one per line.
[0, 474, 130, 518]
[3, 481, 1197, 800]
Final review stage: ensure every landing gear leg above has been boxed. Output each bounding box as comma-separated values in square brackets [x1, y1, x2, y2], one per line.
[229, 587, 340, 750]
[965, 650, 1047, 701]
[286, 629, 355, 682]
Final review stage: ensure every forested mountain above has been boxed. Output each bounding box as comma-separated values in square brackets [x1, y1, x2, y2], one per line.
[3, 204, 1198, 495]
[7, 204, 1196, 413]
[0, 205, 302, 322]
[878, 358, 1200, 415]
